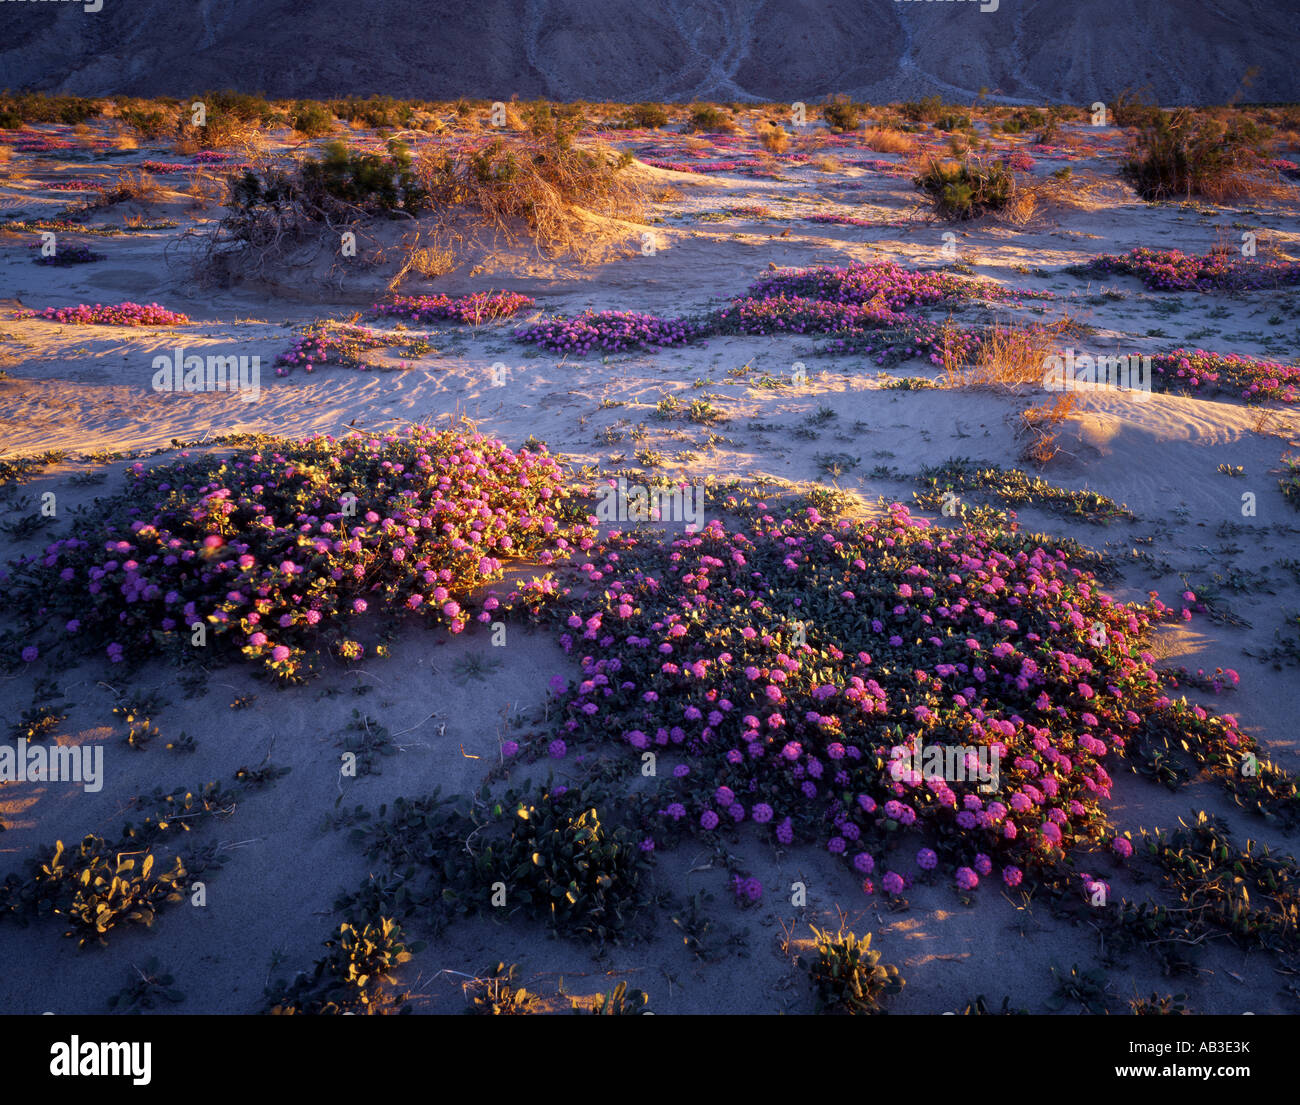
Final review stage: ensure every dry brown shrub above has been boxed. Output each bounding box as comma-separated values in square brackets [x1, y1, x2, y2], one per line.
[388, 228, 463, 289]
[757, 123, 790, 154]
[862, 127, 916, 155]
[1016, 393, 1078, 465]
[174, 115, 258, 154]
[811, 154, 841, 172]
[998, 187, 1039, 227]
[943, 318, 1076, 390]
[416, 136, 645, 259]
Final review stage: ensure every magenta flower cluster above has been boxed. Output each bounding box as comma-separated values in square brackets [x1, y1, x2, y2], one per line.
[6, 427, 594, 678]
[13, 301, 191, 326]
[513, 310, 713, 354]
[1147, 348, 1300, 404]
[1084, 247, 1300, 292]
[370, 291, 535, 325]
[547, 498, 1247, 897]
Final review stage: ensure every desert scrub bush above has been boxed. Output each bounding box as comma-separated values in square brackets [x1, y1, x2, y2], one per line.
[934, 112, 973, 132]
[757, 122, 790, 154]
[0, 426, 594, 680]
[300, 139, 428, 215]
[118, 104, 175, 140]
[0, 92, 103, 128]
[685, 104, 737, 133]
[1121, 108, 1273, 201]
[175, 89, 277, 152]
[914, 156, 1015, 219]
[188, 140, 429, 282]
[900, 95, 945, 123]
[266, 918, 418, 1014]
[862, 127, 916, 155]
[804, 927, 903, 1013]
[620, 103, 669, 129]
[822, 96, 861, 132]
[414, 129, 643, 258]
[330, 95, 416, 130]
[997, 108, 1046, 134]
[290, 100, 335, 138]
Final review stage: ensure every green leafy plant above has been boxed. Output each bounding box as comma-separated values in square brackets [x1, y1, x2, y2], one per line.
[1047, 963, 1111, 1014]
[466, 962, 540, 1015]
[804, 927, 904, 1014]
[266, 918, 418, 1014]
[914, 156, 1015, 220]
[108, 958, 185, 1012]
[580, 980, 651, 1015]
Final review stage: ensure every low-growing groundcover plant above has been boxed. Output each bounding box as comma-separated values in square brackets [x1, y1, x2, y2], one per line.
[1077, 247, 1300, 293]
[532, 488, 1272, 895]
[273, 321, 413, 376]
[511, 258, 1042, 364]
[0, 765, 286, 948]
[266, 918, 420, 1015]
[340, 780, 654, 944]
[1144, 349, 1300, 405]
[12, 301, 191, 326]
[804, 926, 904, 1014]
[370, 290, 535, 325]
[1, 427, 594, 680]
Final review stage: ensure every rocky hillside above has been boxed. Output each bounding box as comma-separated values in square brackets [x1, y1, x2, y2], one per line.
[1, 0, 1294, 105]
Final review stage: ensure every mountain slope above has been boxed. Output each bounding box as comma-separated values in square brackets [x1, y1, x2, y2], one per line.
[1, 0, 1294, 105]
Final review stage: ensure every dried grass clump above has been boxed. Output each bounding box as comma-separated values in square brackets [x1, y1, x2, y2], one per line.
[943, 318, 1075, 390]
[389, 230, 462, 288]
[757, 122, 790, 154]
[862, 127, 916, 155]
[185, 118, 643, 285]
[414, 123, 644, 258]
[1017, 393, 1079, 466]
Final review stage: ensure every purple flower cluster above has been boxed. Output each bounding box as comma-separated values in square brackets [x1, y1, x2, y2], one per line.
[6, 427, 594, 678]
[514, 310, 711, 354]
[370, 291, 535, 325]
[1084, 247, 1300, 292]
[1147, 348, 1300, 404]
[546, 498, 1252, 896]
[274, 322, 410, 376]
[742, 260, 1039, 312]
[13, 301, 191, 326]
